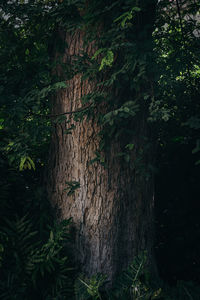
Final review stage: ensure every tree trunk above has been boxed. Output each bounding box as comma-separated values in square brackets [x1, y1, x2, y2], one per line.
[47, 21, 156, 284]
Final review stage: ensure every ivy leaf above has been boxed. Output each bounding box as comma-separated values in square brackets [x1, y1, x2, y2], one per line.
[114, 7, 141, 28]
[64, 181, 80, 196]
[125, 143, 134, 151]
[192, 139, 200, 154]
[99, 50, 114, 71]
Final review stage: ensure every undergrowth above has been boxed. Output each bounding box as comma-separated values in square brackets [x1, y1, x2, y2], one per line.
[0, 156, 75, 299]
[0, 156, 200, 299]
[74, 253, 200, 300]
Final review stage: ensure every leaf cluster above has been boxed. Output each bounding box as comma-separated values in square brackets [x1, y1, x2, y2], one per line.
[74, 251, 200, 300]
[0, 155, 76, 300]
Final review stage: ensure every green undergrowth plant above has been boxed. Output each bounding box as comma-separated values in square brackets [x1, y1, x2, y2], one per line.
[75, 252, 162, 300]
[0, 157, 76, 300]
[74, 252, 200, 300]
[0, 216, 75, 300]
[75, 273, 107, 300]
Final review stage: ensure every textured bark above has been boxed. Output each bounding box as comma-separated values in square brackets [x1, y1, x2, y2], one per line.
[47, 29, 156, 283]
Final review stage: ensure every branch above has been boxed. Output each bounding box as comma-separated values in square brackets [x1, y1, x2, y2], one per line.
[23, 103, 93, 120]
[47, 102, 93, 118]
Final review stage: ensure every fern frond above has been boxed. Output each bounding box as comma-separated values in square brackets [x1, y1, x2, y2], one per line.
[75, 273, 107, 300]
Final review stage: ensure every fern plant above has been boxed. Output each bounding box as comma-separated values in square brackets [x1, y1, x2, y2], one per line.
[75, 273, 107, 300]
[74, 252, 162, 300]
[0, 215, 74, 300]
[0, 156, 76, 299]
[110, 252, 161, 300]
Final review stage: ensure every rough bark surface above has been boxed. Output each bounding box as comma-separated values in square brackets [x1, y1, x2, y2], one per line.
[47, 30, 155, 283]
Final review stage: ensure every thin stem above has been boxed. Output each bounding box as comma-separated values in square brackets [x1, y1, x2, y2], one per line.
[48, 102, 93, 118]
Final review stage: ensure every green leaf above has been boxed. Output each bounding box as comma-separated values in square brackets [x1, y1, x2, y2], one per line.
[192, 140, 200, 154]
[124, 154, 130, 162]
[124, 107, 130, 113]
[64, 181, 80, 196]
[92, 48, 105, 60]
[50, 231, 54, 241]
[99, 50, 114, 71]
[19, 156, 27, 171]
[27, 156, 36, 171]
[125, 143, 134, 150]
[114, 7, 141, 27]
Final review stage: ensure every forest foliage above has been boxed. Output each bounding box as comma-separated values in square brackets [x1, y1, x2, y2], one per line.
[0, 0, 200, 299]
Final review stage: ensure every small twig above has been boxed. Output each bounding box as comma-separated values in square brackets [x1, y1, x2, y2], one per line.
[182, 285, 194, 300]
[23, 103, 93, 120]
[47, 102, 93, 118]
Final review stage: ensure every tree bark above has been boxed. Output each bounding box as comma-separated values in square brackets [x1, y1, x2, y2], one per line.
[47, 22, 156, 284]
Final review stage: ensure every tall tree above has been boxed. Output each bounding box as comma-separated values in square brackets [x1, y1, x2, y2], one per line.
[47, 0, 157, 283]
[1, 0, 199, 290]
